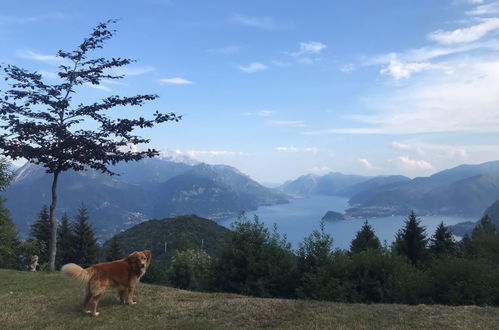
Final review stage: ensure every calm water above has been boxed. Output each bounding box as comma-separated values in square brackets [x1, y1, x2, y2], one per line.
[217, 195, 472, 250]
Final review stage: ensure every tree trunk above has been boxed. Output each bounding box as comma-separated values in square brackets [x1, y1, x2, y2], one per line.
[48, 171, 59, 272]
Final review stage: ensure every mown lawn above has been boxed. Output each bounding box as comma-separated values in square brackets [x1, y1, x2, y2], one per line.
[1, 269, 498, 329]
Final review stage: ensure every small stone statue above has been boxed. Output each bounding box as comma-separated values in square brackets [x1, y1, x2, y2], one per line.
[29, 255, 39, 272]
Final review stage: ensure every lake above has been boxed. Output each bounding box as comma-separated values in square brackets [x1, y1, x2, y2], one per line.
[217, 195, 473, 250]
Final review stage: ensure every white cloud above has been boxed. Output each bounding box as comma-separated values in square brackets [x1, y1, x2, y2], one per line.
[320, 56, 499, 135]
[270, 120, 307, 128]
[276, 146, 320, 153]
[207, 45, 241, 55]
[0, 13, 65, 25]
[428, 18, 499, 44]
[309, 166, 332, 173]
[18, 50, 65, 64]
[293, 41, 327, 56]
[359, 158, 376, 170]
[380, 58, 444, 79]
[159, 77, 193, 85]
[231, 14, 274, 29]
[391, 141, 472, 159]
[84, 82, 112, 92]
[175, 150, 245, 158]
[110, 66, 155, 76]
[238, 62, 268, 73]
[39, 70, 58, 79]
[340, 64, 356, 72]
[258, 110, 274, 117]
[467, 1, 499, 15]
[398, 156, 434, 170]
[469, 0, 485, 4]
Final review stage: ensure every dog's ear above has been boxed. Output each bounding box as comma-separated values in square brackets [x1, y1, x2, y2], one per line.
[143, 250, 152, 262]
[127, 252, 142, 272]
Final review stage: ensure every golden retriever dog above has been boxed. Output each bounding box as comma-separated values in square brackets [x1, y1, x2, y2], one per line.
[61, 250, 152, 316]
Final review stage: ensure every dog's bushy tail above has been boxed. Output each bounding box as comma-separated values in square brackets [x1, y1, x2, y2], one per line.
[61, 263, 91, 284]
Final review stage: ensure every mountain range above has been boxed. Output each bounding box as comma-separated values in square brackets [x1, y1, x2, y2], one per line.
[281, 161, 499, 218]
[5, 158, 288, 240]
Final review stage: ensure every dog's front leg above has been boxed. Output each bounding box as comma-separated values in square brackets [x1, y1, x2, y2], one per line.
[127, 285, 137, 305]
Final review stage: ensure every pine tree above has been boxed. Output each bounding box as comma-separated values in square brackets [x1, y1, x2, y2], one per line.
[350, 220, 381, 253]
[0, 198, 19, 269]
[470, 215, 499, 263]
[105, 236, 123, 261]
[72, 205, 100, 268]
[30, 205, 51, 263]
[0, 158, 21, 269]
[57, 213, 74, 267]
[393, 211, 428, 265]
[429, 221, 456, 257]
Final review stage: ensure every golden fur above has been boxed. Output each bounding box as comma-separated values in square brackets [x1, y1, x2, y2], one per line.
[61, 250, 151, 316]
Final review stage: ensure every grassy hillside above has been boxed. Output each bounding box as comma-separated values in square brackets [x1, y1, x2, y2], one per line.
[2, 269, 499, 329]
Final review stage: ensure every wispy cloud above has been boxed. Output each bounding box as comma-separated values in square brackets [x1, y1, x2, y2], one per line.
[467, 1, 499, 15]
[18, 50, 66, 64]
[207, 45, 241, 55]
[276, 146, 320, 153]
[392, 141, 470, 159]
[177, 150, 245, 158]
[258, 109, 274, 117]
[428, 18, 499, 44]
[84, 82, 112, 92]
[287, 41, 326, 64]
[359, 158, 378, 170]
[292, 41, 327, 56]
[270, 120, 307, 128]
[110, 66, 155, 76]
[340, 64, 356, 72]
[231, 14, 274, 30]
[398, 156, 434, 170]
[159, 77, 193, 85]
[380, 57, 450, 79]
[238, 62, 268, 73]
[0, 13, 65, 25]
[342, 58, 499, 134]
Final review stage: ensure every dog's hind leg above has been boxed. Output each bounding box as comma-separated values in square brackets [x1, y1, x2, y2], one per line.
[90, 292, 104, 317]
[83, 287, 92, 314]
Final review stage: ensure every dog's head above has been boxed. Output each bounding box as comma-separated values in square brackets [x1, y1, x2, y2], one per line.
[128, 250, 152, 272]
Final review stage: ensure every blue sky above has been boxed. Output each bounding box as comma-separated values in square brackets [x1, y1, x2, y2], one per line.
[1, 0, 499, 183]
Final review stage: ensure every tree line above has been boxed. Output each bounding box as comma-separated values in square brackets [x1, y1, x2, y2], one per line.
[161, 212, 499, 306]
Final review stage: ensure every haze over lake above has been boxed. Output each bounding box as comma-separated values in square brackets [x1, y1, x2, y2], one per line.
[218, 195, 472, 249]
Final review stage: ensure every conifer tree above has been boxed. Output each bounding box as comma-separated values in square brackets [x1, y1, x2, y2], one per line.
[72, 205, 100, 267]
[350, 220, 381, 253]
[105, 236, 123, 261]
[470, 215, 499, 263]
[57, 213, 74, 266]
[393, 211, 428, 265]
[29, 205, 51, 262]
[0, 158, 19, 269]
[429, 222, 456, 257]
[0, 199, 19, 269]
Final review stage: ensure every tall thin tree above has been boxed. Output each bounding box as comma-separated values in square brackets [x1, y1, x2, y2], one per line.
[72, 205, 99, 268]
[393, 210, 428, 265]
[30, 205, 51, 263]
[0, 20, 180, 270]
[350, 220, 381, 254]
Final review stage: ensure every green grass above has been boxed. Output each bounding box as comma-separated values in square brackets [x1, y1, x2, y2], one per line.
[1, 269, 499, 329]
